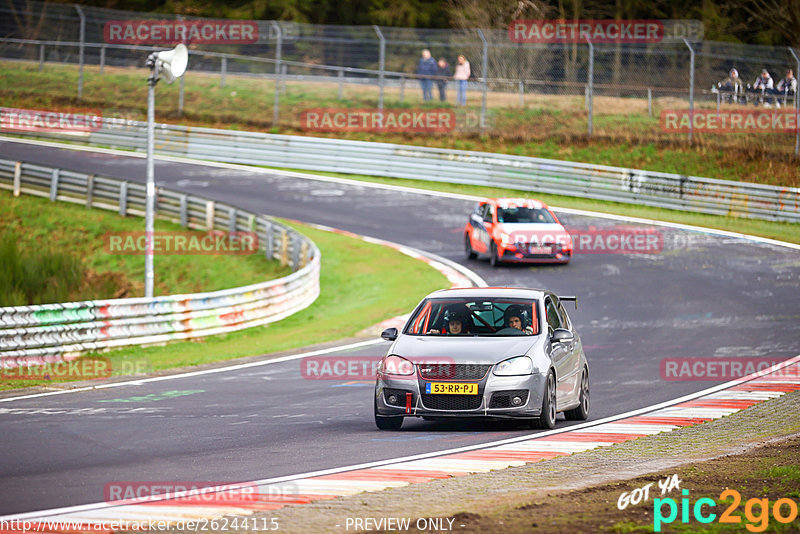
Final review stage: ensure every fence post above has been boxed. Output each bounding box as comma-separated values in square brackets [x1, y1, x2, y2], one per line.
[265, 221, 274, 260]
[180, 194, 188, 227]
[477, 29, 488, 135]
[281, 64, 287, 93]
[177, 15, 185, 116]
[205, 201, 215, 230]
[271, 21, 282, 128]
[179, 74, 185, 116]
[684, 38, 695, 143]
[373, 25, 385, 112]
[85, 174, 94, 208]
[39, 43, 45, 71]
[399, 76, 405, 102]
[100, 46, 106, 74]
[337, 69, 344, 99]
[291, 235, 300, 269]
[228, 207, 237, 233]
[648, 88, 652, 117]
[13, 161, 21, 197]
[518, 80, 524, 108]
[74, 4, 85, 100]
[220, 56, 227, 87]
[50, 168, 59, 201]
[789, 47, 800, 156]
[119, 181, 128, 216]
[587, 38, 593, 137]
[280, 228, 289, 266]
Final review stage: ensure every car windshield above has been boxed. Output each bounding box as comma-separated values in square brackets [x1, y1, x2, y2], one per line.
[497, 207, 555, 224]
[405, 298, 540, 337]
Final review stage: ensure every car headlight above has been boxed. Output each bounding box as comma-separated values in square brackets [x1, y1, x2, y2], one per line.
[381, 355, 415, 376]
[500, 233, 511, 245]
[493, 356, 534, 376]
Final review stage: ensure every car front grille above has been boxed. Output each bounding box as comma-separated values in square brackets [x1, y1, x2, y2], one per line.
[421, 394, 482, 411]
[418, 364, 491, 380]
[489, 390, 530, 408]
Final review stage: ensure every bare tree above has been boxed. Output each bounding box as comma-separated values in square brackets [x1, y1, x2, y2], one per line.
[446, 0, 550, 85]
[5, 0, 51, 41]
[742, 0, 800, 48]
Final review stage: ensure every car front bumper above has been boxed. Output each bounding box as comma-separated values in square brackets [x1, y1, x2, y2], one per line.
[499, 247, 571, 264]
[375, 370, 548, 419]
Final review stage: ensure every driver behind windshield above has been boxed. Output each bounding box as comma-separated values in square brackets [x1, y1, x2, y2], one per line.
[505, 305, 534, 335]
[428, 307, 471, 335]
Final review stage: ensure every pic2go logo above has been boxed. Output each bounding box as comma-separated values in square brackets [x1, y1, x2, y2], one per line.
[654, 489, 799, 532]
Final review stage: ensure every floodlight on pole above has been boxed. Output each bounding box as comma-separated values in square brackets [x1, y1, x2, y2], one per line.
[144, 44, 188, 298]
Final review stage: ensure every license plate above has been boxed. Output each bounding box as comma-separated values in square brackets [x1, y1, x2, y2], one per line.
[425, 382, 478, 395]
[529, 245, 553, 255]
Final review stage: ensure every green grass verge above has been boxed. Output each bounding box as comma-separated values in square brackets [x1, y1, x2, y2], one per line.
[2, 61, 798, 187]
[270, 168, 800, 246]
[0, 221, 450, 391]
[0, 191, 289, 302]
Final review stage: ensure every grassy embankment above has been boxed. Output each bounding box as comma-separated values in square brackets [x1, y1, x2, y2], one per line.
[1, 61, 797, 187]
[0, 192, 449, 390]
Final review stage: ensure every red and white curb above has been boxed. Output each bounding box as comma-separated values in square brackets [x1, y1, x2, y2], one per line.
[4, 356, 798, 532]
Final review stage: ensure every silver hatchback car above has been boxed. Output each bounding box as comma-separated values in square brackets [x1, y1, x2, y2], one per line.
[374, 287, 589, 430]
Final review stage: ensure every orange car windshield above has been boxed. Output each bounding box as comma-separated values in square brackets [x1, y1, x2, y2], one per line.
[497, 207, 555, 224]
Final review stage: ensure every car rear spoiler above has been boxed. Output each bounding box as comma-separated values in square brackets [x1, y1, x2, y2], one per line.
[559, 295, 578, 309]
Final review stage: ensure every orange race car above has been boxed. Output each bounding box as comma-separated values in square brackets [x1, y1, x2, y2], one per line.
[463, 198, 572, 266]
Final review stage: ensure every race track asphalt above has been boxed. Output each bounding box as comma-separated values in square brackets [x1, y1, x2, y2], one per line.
[1, 139, 798, 515]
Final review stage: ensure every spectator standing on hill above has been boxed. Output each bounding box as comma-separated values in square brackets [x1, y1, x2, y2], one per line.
[417, 49, 436, 101]
[453, 54, 470, 106]
[435, 57, 451, 102]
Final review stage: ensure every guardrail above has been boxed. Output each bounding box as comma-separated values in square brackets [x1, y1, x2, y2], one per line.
[0, 158, 320, 367]
[8, 119, 800, 223]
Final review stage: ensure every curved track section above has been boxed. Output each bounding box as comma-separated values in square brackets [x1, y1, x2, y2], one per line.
[0, 139, 798, 515]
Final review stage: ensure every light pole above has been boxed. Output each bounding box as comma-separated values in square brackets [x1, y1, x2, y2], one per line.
[144, 44, 188, 298]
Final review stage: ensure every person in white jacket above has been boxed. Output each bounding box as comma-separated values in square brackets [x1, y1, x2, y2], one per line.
[750, 68, 774, 106]
[453, 55, 471, 106]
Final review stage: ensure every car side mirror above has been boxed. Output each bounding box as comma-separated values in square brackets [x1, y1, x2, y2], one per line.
[551, 328, 574, 344]
[381, 327, 398, 341]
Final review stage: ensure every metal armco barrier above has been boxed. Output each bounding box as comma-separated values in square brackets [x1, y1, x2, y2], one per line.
[0, 158, 320, 367]
[9, 119, 800, 223]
